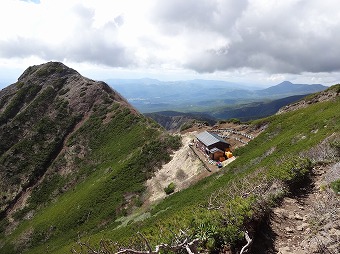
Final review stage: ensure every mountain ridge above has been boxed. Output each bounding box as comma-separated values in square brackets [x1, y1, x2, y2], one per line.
[0, 62, 181, 254]
[260, 80, 326, 95]
[0, 61, 139, 218]
[0, 63, 338, 254]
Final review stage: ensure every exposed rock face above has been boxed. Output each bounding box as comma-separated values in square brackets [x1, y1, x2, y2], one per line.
[0, 62, 137, 217]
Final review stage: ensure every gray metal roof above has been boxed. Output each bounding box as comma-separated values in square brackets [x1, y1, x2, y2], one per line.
[209, 147, 223, 153]
[195, 131, 229, 147]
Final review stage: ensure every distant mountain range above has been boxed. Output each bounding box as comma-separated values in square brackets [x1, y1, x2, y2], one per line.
[108, 79, 327, 129]
[145, 94, 309, 131]
[107, 79, 327, 113]
[259, 81, 326, 96]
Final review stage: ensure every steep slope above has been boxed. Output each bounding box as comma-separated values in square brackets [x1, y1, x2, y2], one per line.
[0, 62, 181, 253]
[0, 62, 132, 215]
[56, 86, 338, 254]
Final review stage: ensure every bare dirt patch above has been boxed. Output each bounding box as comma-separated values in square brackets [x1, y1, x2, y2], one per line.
[146, 122, 265, 204]
[145, 132, 207, 203]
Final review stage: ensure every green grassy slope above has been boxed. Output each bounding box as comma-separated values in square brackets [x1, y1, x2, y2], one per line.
[0, 63, 182, 254]
[64, 85, 339, 253]
[0, 102, 181, 254]
[2, 85, 339, 253]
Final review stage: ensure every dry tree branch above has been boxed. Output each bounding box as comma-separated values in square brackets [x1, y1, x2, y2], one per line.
[72, 232, 201, 254]
[137, 232, 152, 253]
[239, 231, 252, 254]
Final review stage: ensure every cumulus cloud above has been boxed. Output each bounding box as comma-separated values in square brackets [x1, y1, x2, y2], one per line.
[0, 0, 340, 82]
[176, 0, 340, 74]
[0, 0, 135, 67]
[151, 0, 248, 35]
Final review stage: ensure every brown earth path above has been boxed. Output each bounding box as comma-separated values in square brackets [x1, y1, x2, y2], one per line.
[253, 163, 340, 254]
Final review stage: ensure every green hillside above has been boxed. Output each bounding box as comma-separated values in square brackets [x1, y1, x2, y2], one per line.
[1, 72, 338, 253]
[66, 85, 339, 254]
[1, 110, 181, 254]
[0, 63, 181, 253]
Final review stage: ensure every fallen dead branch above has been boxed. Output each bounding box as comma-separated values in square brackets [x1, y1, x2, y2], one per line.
[71, 232, 200, 254]
[239, 231, 252, 254]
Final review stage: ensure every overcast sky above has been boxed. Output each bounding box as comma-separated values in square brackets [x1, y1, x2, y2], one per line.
[1, 0, 340, 88]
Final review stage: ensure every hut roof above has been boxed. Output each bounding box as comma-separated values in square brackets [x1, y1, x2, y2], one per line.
[209, 147, 224, 153]
[195, 131, 229, 147]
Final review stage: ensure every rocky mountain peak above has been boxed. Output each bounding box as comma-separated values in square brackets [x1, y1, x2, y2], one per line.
[1, 61, 136, 118]
[18, 61, 79, 83]
[0, 62, 139, 219]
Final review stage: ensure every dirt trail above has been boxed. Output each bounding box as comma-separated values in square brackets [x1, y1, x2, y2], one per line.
[254, 163, 340, 254]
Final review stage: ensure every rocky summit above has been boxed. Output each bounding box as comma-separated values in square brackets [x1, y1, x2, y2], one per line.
[0, 62, 135, 216]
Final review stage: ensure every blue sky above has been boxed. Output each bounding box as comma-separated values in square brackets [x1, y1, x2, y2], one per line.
[20, 0, 40, 3]
[1, 0, 340, 89]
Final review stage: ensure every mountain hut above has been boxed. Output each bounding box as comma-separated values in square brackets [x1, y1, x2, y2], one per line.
[195, 131, 230, 161]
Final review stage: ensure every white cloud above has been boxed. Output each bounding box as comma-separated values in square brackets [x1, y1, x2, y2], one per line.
[0, 0, 340, 87]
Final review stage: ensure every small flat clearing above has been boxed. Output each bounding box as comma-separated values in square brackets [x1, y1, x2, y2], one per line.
[145, 122, 263, 204]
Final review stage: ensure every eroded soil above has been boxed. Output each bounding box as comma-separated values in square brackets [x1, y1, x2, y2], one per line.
[253, 163, 340, 254]
[145, 122, 264, 204]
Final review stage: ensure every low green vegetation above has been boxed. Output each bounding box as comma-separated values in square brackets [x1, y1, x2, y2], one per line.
[330, 180, 340, 194]
[0, 82, 41, 126]
[0, 95, 181, 254]
[164, 182, 176, 195]
[180, 121, 194, 132]
[227, 118, 241, 124]
[65, 89, 338, 254]
[1, 85, 339, 254]
[34, 62, 65, 77]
